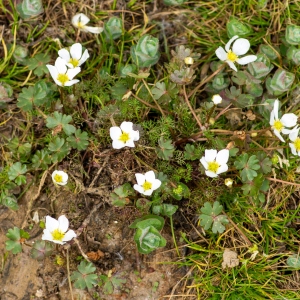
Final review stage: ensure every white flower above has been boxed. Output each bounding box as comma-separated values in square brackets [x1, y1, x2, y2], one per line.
[289, 126, 300, 156]
[72, 13, 103, 34]
[58, 43, 89, 69]
[42, 215, 77, 245]
[225, 178, 233, 187]
[184, 57, 194, 65]
[200, 149, 229, 178]
[46, 57, 81, 87]
[110, 121, 139, 149]
[52, 170, 68, 186]
[133, 171, 161, 196]
[270, 99, 298, 142]
[212, 94, 222, 105]
[215, 35, 257, 72]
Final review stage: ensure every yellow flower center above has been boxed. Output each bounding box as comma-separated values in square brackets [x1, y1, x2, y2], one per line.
[119, 132, 130, 143]
[51, 229, 65, 241]
[57, 73, 69, 86]
[227, 50, 238, 62]
[69, 58, 79, 68]
[142, 181, 152, 191]
[273, 120, 284, 132]
[294, 137, 300, 152]
[54, 174, 63, 183]
[207, 161, 220, 173]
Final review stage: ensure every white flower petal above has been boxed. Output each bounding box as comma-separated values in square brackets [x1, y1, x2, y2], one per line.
[232, 38, 250, 56]
[64, 79, 79, 86]
[273, 129, 285, 142]
[135, 173, 145, 185]
[84, 26, 103, 34]
[76, 13, 90, 26]
[47, 65, 59, 84]
[66, 67, 81, 80]
[55, 57, 67, 74]
[58, 215, 69, 233]
[70, 43, 82, 60]
[72, 14, 81, 26]
[225, 35, 239, 52]
[45, 216, 59, 232]
[216, 149, 229, 165]
[289, 126, 299, 141]
[58, 49, 71, 63]
[226, 60, 237, 72]
[282, 128, 292, 135]
[237, 55, 257, 65]
[62, 230, 77, 242]
[215, 47, 227, 61]
[112, 140, 125, 149]
[205, 170, 218, 178]
[124, 139, 135, 147]
[120, 121, 133, 133]
[134, 184, 144, 194]
[145, 171, 156, 183]
[200, 157, 208, 170]
[216, 164, 228, 175]
[289, 143, 297, 156]
[212, 94, 222, 105]
[151, 179, 161, 190]
[204, 149, 217, 162]
[143, 189, 153, 196]
[270, 110, 275, 125]
[274, 99, 279, 120]
[42, 230, 53, 242]
[132, 130, 140, 142]
[281, 113, 298, 128]
[62, 172, 68, 183]
[110, 127, 122, 139]
[78, 49, 89, 66]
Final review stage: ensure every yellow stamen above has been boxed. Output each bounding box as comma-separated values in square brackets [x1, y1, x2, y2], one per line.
[227, 50, 238, 62]
[273, 120, 284, 132]
[51, 229, 65, 241]
[294, 137, 300, 152]
[119, 132, 130, 143]
[57, 73, 69, 86]
[54, 174, 63, 183]
[69, 58, 79, 68]
[207, 161, 220, 173]
[142, 181, 152, 191]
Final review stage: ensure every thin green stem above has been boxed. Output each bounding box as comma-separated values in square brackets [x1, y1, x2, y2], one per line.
[170, 215, 180, 258]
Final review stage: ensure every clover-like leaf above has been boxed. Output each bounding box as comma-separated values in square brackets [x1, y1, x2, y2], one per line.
[234, 153, 260, 182]
[67, 129, 89, 150]
[156, 137, 174, 160]
[70, 261, 98, 289]
[31, 149, 51, 170]
[17, 83, 47, 111]
[227, 16, 252, 38]
[287, 254, 300, 268]
[136, 198, 151, 211]
[7, 137, 32, 156]
[31, 240, 54, 261]
[286, 25, 300, 45]
[0, 191, 19, 211]
[110, 183, 134, 207]
[48, 137, 70, 163]
[161, 203, 178, 217]
[6, 227, 30, 254]
[8, 162, 27, 186]
[241, 173, 265, 197]
[46, 111, 76, 136]
[184, 144, 201, 160]
[170, 68, 196, 85]
[17, 0, 44, 19]
[27, 53, 50, 76]
[151, 82, 179, 104]
[199, 201, 228, 234]
[256, 151, 272, 174]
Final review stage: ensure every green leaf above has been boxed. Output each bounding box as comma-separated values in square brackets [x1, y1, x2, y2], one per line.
[161, 203, 178, 217]
[241, 173, 265, 197]
[70, 261, 98, 289]
[31, 149, 51, 170]
[46, 111, 76, 136]
[111, 271, 127, 290]
[17, 83, 47, 112]
[199, 201, 228, 234]
[103, 17, 123, 40]
[30, 240, 54, 261]
[286, 25, 300, 45]
[48, 137, 70, 163]
[184, 144, 200, 160]
[0, 192, 19, 211]
[8, 162, 27, 185]
[256, 151, 272, 174]
[110, 183, 134, 207]
[151, 82, 179, 104]
[170, 182, 190, 200]
[6, 227, 29, 254]
[7, 137, 32, 156]
[226, 16, 252, 38]
[156, 137, 174, 160]
[27, 53, 50, 76]
[287, 254, 300, 268]
[234, 153, 260, 182]
[67, 129, 89, 150]
[136, 198, 151, 210]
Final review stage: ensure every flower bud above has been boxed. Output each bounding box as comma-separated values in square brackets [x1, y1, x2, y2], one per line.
[209, 118, 215, 125]
[212, 94, 222, 105]
[251, 132, 257, 137]
[272, 154, 279, 164]
[225, 178, 233, 187]
[184, 57, 194, 65]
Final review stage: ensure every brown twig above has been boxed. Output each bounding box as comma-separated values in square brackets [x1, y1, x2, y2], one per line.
[215, 103, 232, 121]
[89, 156, 109, 188]
[67, 249, 75, 300]
[183, 85, 203, 129]
[265, 177, 300, 187]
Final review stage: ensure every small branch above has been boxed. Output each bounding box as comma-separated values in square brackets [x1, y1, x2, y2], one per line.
[67, 249, 75, 300]
[215, 103, 232, 121]
[222, 210, 253, 247]
[89, 156, 109, 188]
[74, 238, 91, 262]
[183, 85, 203, 129]
[265, 177, 300, 187]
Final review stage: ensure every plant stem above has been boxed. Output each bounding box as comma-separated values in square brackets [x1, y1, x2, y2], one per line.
[67, 249, 74, 300]
[265, 177, 300, 187]
[170, 215, 180, 257]
[215, 103, 232, 121]
[60, 86, 65, 114]
[183, 85, 203, 129]
[206, 105, 216, 125]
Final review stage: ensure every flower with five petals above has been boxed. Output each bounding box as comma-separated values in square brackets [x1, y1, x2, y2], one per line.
[133, 171, 161, 196]
[58, 43, 89, 69]
[110, 121, 139, 149]
[72, 13, 103, 34]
